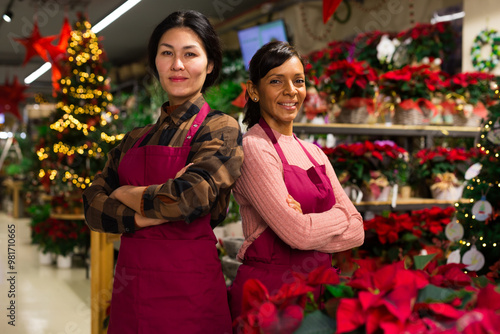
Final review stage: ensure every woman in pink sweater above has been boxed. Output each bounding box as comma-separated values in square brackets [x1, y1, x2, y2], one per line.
[228, 41, 364, 321]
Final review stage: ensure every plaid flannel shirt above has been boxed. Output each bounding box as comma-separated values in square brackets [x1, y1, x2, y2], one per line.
[83, 96, 243, 234]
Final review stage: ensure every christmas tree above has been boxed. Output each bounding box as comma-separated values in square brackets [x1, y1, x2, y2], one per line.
[452, 94, 500, 275]
[36, 14, 122, 208]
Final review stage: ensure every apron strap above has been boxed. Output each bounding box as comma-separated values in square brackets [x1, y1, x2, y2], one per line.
[259, 118, 321, 167]
[132, 126, 154, 148]
[183, 103, 211, 147]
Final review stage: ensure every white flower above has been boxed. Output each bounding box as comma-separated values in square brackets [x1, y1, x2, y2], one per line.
[433, 58, 442, 66]
[376, 35, 396, 63]
[422, 57, 430, 64]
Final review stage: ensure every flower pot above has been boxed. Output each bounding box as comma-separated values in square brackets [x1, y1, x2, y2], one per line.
[56, 254, 72, 269]
[362, 185, 392, 202]
[431, 184, 464, 201]
[39, 251, 54, 265]
[393, 105, 424, 125]
[399, 185, 412, 199]
[336, 105, 369, 124]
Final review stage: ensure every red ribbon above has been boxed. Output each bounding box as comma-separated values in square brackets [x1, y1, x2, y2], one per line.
[343, 97, 375, 114]
[323, 0, 343, 23]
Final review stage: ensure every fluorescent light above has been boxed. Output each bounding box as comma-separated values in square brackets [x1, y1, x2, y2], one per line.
[24, 62, 52, 84]
[431, 11, 465, 24]
[92, 0, 142, 33]
[23, 0, 142, 84]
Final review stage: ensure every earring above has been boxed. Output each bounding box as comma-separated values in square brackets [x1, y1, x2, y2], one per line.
[254, 97, 257, 101]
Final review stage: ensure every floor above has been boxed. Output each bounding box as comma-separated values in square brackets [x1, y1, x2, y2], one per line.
[0, 212, 91, 334]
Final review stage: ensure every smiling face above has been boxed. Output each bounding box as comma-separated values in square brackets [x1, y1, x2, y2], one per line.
[155, 27, 214, 106]
[247, 56, 306, 135]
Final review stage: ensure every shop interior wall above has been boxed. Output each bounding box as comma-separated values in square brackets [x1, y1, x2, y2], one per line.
[462, 0, 500, 74]
[219, 0, 463, 57]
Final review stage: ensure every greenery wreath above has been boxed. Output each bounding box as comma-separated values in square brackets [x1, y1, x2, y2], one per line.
[471, 29, 500, 71]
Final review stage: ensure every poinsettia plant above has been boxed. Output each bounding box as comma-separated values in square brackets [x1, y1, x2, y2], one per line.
[413, 146, 481, 181]
[396, 22, 455, 65]
[444, 72, 496, 105]
[360, 206, 455, 263]
[354, 30, 397, 72]
[313, 59, 378, 102]
[33, 217, 89, 256]
[379, 64, 446, 102]
[305, 40, 353, 81]
[324, 140, 408, 188]
[233, 257, 500, 334]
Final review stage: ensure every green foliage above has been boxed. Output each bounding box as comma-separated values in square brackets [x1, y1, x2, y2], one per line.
[204, 80, 244, 116]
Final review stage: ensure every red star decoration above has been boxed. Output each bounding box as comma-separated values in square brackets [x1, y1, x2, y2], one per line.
[0, 76, 28, 120]
[323, 0, 343, 23]
[47, 16, 72, 63]
[14, 20, 57, 65]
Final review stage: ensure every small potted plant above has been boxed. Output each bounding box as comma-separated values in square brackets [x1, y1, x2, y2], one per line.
[325, 140, 408, 201]
[378, 64, 445, 125]
[413, 146, 480, 200]
[442, 72, 496, 126]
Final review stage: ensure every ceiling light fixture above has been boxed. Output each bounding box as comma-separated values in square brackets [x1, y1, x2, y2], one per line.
[24, 0, 142, 84]
[2, 0, 15, 23]
[3, 10, 13, 22]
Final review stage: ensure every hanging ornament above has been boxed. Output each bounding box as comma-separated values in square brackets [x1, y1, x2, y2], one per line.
[465, 163, 483, 180]
[47, 16, 72, 63]
[472, 195, 493, 221]
[0, 76, 28, 120]
[323, 0, 343, 23]
[462, 245, 485, 271]
[487, 121, 500, 144]
[14, 20, 57, 65]
[445, 220, 464, 242]
[446, 249, 461, 264]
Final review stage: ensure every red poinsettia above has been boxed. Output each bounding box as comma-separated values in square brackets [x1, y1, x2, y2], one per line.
[317, 59, 378, 100]
[413, 146, 480, 180]
[233, 265, 339, 334]
[445, 72, 496, 105]
[325, 140, 408, 187]
[396, 22, 455, 64]
[379, 64, 446, 102]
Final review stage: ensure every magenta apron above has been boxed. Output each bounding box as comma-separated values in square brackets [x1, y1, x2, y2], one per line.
[228, 118, 337, 320]
[108, 103, 232, 334]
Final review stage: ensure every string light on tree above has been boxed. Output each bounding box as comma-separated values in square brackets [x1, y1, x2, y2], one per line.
[37, 13, 123, 199]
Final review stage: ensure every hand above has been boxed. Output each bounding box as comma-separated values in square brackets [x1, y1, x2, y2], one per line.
[134, 213, 168, 229]
[175, 163, 194, 178]
[286, 194, 302, 214]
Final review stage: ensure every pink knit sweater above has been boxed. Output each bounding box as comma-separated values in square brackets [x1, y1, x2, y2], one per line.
[233, 124, 364, 262]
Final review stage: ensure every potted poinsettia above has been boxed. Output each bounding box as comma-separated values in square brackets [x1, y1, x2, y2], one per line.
[353, 30, 397, 72]
[379, 64, 445, 125]
[325, 140, 408, 201]
[316, 59, 378, 123]
[441, 72, 496, 126]
[360, 206, 456, 263]
[395, 21, 455, 66]
[413, 146, 482, 200]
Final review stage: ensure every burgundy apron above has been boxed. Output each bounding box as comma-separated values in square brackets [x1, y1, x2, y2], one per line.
[108, 103, 232, 334]
[228, 118, 337, 320]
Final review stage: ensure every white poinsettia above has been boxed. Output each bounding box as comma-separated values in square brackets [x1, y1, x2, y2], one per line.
[376, 35, 396, 63]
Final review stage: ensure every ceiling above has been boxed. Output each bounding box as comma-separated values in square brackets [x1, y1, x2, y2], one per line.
[0, 0, 275, 94]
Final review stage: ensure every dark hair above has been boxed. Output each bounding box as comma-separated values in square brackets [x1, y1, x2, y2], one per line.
[243, 41, 305, 129]
[147, 10, 222, 93]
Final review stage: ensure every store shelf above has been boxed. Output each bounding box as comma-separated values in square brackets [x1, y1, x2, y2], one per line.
[353, 197, 463, 211]
[293, 123, 480, 138]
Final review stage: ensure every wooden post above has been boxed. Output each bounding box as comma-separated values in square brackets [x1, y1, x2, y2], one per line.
[90, 231, 115, 334]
